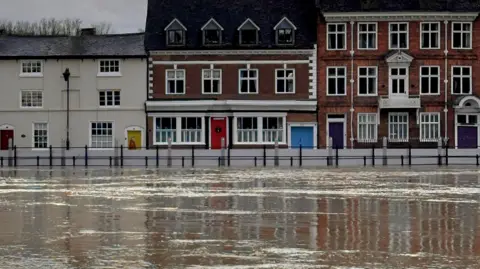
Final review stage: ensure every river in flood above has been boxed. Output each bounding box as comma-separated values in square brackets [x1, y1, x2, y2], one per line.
[0, 167, 479, 268]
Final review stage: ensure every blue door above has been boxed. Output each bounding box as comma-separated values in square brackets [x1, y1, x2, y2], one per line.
[328, 122, 344, 149]
[290, 126, 314, 149]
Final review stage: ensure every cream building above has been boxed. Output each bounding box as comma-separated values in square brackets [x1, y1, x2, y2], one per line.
[0, 29, 146, 150]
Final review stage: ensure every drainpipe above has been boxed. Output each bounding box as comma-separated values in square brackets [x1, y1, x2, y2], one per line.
[62, 68, 71, 150]
[349, 21, 355, 149]
[444, 20, 449, 145]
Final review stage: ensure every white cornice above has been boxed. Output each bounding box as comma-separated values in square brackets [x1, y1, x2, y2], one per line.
[323, 12, 479, 22]
[145, 100, 317, 112]
[149, 49, 314, 56]
[153, 60, 309, 65]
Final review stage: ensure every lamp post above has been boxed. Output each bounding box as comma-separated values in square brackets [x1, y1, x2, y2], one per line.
[63, 68, 71, 150]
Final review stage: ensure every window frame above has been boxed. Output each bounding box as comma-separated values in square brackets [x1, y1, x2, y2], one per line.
[388, 112, 409, 142]
[167, 29, 186, 46]
[275, 68, 295, 94]
[201, 69, 222, 94]
[20, 60, 43, 77]
[233, 115, 287, 145]
[389, 67, 409, 95]
[20, 90, 43, 109]
[357, 113, 378, 143]
[32, 122, 49, 150]
[388, 22, 409, 50]
[357, 66, 378, 96]
[153, 116, 205, 145]
[326, 66, 347, 96]
[420, 22, 440, 50]
[419, 66, 440, 95]
[420, 112, 441, 142]
[451, 66, 472, 95]
[238, 68, 259, 94]
[357, 22, 378, 50]
[89, 121, 115, 149]
[451, 22, 472, 50]
[326, 23, 347, 50]
[98, 59, 121, 76]
[98, 89, 121, 107]
[165, 69, 186, 95]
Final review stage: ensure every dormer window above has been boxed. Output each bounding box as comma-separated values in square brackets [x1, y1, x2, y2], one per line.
[164, 18, 187, 46]
[238, 18, 260, 45]
[201, 18, 224, 45]
[274, 17, 296, 45]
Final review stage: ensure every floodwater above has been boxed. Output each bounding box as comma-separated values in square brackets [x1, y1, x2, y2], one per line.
[0, 167, 479, 269]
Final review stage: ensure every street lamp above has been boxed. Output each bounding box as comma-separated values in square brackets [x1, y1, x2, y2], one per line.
[63, 68, 71, 150]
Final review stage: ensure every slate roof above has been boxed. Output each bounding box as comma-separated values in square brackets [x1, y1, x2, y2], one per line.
[316, 0, 480, 12]
[0, 33, 146, 59]
[144, 0, 317, 50]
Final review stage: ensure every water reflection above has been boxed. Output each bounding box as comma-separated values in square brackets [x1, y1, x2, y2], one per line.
[0, 168, 479, 268]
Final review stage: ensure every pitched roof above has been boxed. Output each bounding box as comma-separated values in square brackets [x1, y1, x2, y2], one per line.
[145, 0, 317, 50]
[316, 0, 480, 12]
[0, 33, 146, 59]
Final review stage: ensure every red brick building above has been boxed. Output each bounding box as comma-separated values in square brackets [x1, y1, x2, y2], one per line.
[316, 0, 480, 148]
[143, 0, 318, 149]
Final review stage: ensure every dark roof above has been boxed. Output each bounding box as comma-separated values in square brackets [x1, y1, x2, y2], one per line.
[145, 0, 317, 50]
[0, 33, 146, 58]
[316, 0, 480, 12]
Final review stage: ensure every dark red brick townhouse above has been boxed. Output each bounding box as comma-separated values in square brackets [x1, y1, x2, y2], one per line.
[316, 0, 480, 149]
[143, 0, 318, 149]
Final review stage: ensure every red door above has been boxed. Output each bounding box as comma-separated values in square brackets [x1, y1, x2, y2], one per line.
[211, 117, 227, 149]
[0, 130, 14, 150]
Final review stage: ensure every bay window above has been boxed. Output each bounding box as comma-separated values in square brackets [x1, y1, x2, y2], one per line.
[235, 116, 286, 144]
[154, 116, 204, 144]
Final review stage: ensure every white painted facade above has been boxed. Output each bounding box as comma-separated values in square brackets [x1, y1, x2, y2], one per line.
[0, 58, 147, 149]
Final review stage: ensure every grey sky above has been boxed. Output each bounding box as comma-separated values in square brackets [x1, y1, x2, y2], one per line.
[0, 0, 148, 33]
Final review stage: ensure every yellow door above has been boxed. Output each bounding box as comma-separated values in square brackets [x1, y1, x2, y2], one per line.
[127, 130, 142, 150]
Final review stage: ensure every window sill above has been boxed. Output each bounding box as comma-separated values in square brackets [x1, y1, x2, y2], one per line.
[357, 94, 377, 97]
[238, 92, 259, 95]
[275, 91, 295, 94]
[20, 107, 43, 109]
[419, 47, 441, 50]
[98, 106, 121, 109]
[19, 73, 43, 78]
[153, 142, 205, 145]
[165, 93, 186, 95]
[31, 148, 49, 151]
[202, 92, 222, 95]
[388, 139, 409, 143]
[358, 48, 378, 50]
[97, 73, 122, 77]
[357, 139, 378, 143]
[420, 139, 441, 143]
[326, 48, 347, 51]
[452, 47, 472, 50]
[88, 148, 115, 151]
[420, 93, 441, 96]
[326, 94, 347, 96]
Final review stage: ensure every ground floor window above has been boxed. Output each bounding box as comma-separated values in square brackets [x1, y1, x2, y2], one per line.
[90, 122, 114, 148]
[33, 122, 48, 148]
[235, 116, 286, 144]
[388, 113, 408, 142]
[154, 116, 204, 144]
[420, 113, 440, 142]
[357, 113, 377, 142]
[237, 117, 258, 142]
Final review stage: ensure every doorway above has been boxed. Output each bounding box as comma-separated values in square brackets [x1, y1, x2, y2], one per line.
[327, 115, 346, 149]
[210, 117, 227, 149]
[0, 129, 14, 150]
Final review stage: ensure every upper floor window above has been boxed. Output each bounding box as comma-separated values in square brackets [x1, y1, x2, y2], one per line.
[274, 17, 296, 45]
[326, 67, 346, 95]
[202, 69, 221, 94]
[452, 22, 472, 49]
[420, 22, 440, 49]
[166, 69, 185, 94]
[21, 90, 43, 108]
[99, 90, 120, 107]
[389, 22, 409, 49]
[275, 69, 295, 93]
[165, 18, 187, 46]
[420, 66, 440, 95]
[451, 66, 471, 94]
[327, 23, 346, 50]
[389, 67, 408, 95]
[358, 23, 377, 50]
[20, 60, 43, 76]
[98, 60, 120, 75]
[358, 67, 377, 95]
[239, 69, 258, 94]
[238, 18, 259, 45]
[201, 18, 223, 45]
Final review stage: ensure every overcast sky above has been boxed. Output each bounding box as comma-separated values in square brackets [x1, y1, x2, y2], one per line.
[0, 0, 148, 33]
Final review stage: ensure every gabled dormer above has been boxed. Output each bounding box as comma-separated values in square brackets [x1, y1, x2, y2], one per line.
[164, 18, 187, 46]
[274, 17, 296, 45]
[238, 18, 260, 45]
[201, 18, 224, 45]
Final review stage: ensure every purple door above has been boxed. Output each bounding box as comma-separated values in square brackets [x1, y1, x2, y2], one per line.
[458, 126, 478, 148]
[328, 122, 344, 149]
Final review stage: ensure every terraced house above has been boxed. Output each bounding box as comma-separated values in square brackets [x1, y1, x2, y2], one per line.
[144, 0, 318, 149]
[316, 0, 480, 149]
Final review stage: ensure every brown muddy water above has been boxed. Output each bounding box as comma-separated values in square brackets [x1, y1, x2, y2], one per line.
[0, 167, 479, 268]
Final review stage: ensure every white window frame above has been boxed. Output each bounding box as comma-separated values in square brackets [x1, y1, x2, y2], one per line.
[419, 66, 440, 95]
[357, 22, 377, 50]
[89, 121, 115, 149]
[202, 69, 222, 94]
[451, 22, 472, 49]
[357, 113, 378, 143]
[389, 67, 409, 95]
[388, 112, 409, 142]
[20, 60, 43, 77]
[451, 66, 472, 95]
[238, 68, 259, 94]
[326, 23, 347, 50]
[233, 115, 287, 145]
[98, 59, 121, 76]
[98, 89, 121, 107]
[165, 69, 186, 95]
[357, 66, 377, 96]
[420, 22, 440, 49]
[32, 122, 49, 150]
[388, 22, 409, 50]
[20, 90, 43, 108]
[326, 66, 347, 96]
[275, 68, 295, 94]
[420, 112, 440, 142]
[153, 116, 205, 145]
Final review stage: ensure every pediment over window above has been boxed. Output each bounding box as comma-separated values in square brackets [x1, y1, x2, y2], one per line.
[238, 18, 260, 45]
[385, 51, 414, 65]
[165, 18, 187, 46]
[237, 18, 260, 31]
[273, 17, 297, 30]
[455, 95, 480, 109]
[164, 18, 187, 31]
[201, 18, 223, 45]
[201, 18, 224, 31]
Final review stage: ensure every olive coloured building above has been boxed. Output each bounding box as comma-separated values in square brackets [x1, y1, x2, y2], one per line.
[144, 0, 318, 149]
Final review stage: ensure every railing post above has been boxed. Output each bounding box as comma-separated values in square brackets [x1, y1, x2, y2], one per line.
[156, 146, 159, 168]
[120, 144, 124, 167]
[335, 146, 339, 167]
[191, 146, 195, 167]
[109, 156, 112, 167]
[7, 139, 13, 167]
[145, 156, 148, 167]
[408, 144, 412, 166]
[263, 144, 266, 167]
[72, 156, 76, 167]
[220, 137, 225, 167]
[476, 154, 479, 166]
[49, 145, 53, 167]
[382, 137, 387, 166]
[274, 139, 279, 167]
[13, 145, 17, 167]
[299, 144, 303, 167]
[61, 139, 66, 166]
[445, 142, 449, 166]
[437, 138, 442, 166]
[167, 138, 172, 167]
[37, 156, 40, 167]
[84, 145, 88, 167]
[227, 147, 231, 167]
[182, 156, 185, 167]
[327, 137, 333, 166]
[371, 143, 375, 166]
